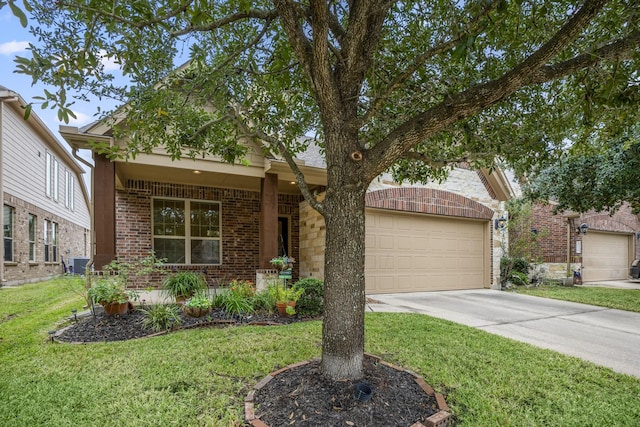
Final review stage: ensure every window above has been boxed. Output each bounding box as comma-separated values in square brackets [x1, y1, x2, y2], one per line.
[65, 169, 75, 210]
[3, 205, 14, 262]
[28, 214, 36, 262]
[152, 198, 221, 264]
[45, 152, 52, 197]
[44, 220, 58, 263]
[53, 158, 59, 201]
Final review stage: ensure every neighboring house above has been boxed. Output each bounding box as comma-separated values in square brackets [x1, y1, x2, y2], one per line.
[526, 202, 640, 282]
[62, 114, 514, 293]
[1, 86, 91, 286]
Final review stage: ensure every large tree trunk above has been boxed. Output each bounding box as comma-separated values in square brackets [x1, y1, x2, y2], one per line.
[320, 167, 368, 381]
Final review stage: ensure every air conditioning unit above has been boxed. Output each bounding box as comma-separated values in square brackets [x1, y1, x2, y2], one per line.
[69, 257, 90, 275]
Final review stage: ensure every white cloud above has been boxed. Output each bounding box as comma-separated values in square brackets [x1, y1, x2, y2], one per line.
[63, 110, 91, 126]
[0, 40, 29, 55]
[99, 49, 121, 71]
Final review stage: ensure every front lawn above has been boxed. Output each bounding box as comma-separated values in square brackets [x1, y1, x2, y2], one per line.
[517, 284, 640, 313]
[1, 279, 639, 426]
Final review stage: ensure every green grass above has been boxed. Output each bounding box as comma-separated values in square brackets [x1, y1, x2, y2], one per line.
[517, 284, 640, 313]
[2, 279, 640, 426]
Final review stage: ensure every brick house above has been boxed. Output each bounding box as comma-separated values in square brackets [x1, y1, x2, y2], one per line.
[1, 86, 91, 286]
[61, 117, 514, 293]
[525, 202, 640, 282]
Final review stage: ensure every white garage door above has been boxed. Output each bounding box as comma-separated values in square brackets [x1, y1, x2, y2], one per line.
[582, 232, 630, 282]
[365, 209, 487, 294]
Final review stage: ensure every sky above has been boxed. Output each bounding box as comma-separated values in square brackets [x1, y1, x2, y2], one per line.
[0, 7, 123, 191]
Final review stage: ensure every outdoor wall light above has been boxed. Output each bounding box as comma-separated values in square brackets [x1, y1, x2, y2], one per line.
[576, 223, 589, 235]
[530, 227, 538, 235]
[494, 216, 507, 230]
[636, 231, 640, 240]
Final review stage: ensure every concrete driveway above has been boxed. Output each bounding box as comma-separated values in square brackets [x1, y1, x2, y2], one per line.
[367, 289, 640, 378]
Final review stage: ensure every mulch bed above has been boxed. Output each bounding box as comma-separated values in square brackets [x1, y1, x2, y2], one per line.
[55, 305, 302, 343]
[251, 357, 444, 427]
[54, 306, 452, 426]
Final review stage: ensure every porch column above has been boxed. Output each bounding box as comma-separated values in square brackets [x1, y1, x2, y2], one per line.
[259, 173, 278, 268]
[93, 153, 116, 270]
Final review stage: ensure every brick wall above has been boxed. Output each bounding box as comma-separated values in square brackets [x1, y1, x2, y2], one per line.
[3, 193, 89, 285]
[528, 202, 640, 278]
[115, 180, 300, 288]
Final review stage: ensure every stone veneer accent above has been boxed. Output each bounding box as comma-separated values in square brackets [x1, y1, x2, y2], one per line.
[3, 193, 89, 286]
[116, 180, 301, 287]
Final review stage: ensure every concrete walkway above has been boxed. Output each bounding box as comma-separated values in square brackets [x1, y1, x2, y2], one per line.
[367, 287, 640, 378]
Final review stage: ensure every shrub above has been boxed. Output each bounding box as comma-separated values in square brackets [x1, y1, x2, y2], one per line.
[88, 277, 138, 305]
[500, 256, 531, 286]
[184, 292, 212, 309]
[139, 304, 183, 332]
[251, 290, 276, 315]
[293, 278, 324, 316]
[216, 289, 254, 317]
[228, 279, 256, 298]
[162, 271, 207, 300]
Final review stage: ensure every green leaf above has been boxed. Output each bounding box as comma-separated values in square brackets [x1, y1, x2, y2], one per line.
[8, 0, 27, 27]
[22, 103, 31, 120]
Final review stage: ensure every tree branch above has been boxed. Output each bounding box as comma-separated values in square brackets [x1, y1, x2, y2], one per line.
[365, 0, 611, 181]
[360, 0, 501, 127]
[170, 9, 278, 37]
[402, 151, 473, 168]
[527, 30, 640, 84]
[59, 0, 194, 29]
[273, 0, 316, 84]
[225, 100, 325, 214]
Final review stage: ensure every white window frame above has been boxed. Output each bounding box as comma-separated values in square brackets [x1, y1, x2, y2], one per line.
[64, 169, 75, 210]
[52, 158, 59, 201]
[45, 151, 52, 198]
[28, 214, 36, 262]
[152, 197, 222, 265]
[3, 205, 14, 262]
[44, 219, 58, 263]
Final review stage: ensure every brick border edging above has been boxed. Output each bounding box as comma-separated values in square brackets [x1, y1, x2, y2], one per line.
[244, 353, 452, 427]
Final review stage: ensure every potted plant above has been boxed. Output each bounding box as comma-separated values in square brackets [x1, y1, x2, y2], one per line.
[270, 256, 295, 271]
[88, 276, 139, 315]
[162, 271, 207, 303]
[183, 292, 212, 317]
[269, 285, 303, 317]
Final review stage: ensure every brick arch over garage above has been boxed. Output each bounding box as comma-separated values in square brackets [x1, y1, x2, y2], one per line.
[365, 188, 494, 220]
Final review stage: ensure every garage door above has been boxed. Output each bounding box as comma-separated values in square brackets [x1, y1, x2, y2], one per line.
[582, 232, 630, 282]
[365, 209, 487, 293]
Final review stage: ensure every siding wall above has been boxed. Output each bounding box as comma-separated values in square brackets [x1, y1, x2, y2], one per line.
[2, 104, 89, 228]
[2, 99, 91, 285]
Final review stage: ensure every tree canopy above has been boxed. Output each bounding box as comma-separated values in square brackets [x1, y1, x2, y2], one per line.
[525, 125, 640, 214]
[6, 0, 640, 380]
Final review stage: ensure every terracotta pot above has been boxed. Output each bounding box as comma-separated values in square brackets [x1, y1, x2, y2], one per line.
[276, 301, 296, 318]
[102, 301, 130, 316]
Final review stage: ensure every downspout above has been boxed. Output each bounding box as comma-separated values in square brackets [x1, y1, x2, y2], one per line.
[72, 148, 95, 288]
